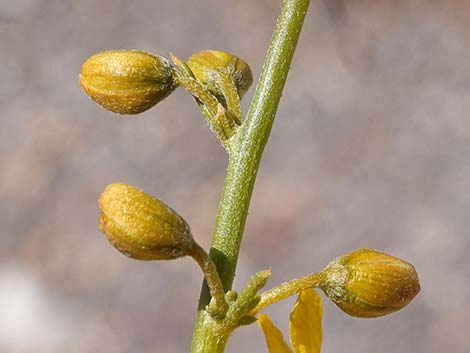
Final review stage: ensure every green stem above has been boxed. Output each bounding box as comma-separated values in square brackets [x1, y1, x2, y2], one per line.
[252, 272, 323, 314]
[190, 312, 230, 353]
[190, 1, 310, 352]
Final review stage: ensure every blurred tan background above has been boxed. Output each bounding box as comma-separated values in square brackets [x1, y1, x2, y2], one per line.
[1, 0, 470, 352]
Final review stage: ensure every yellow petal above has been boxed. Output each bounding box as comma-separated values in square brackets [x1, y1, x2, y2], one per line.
[258, 314, 294, 353]
[289, 289, 323, 353]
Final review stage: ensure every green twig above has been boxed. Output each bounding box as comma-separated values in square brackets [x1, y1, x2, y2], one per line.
[190, 1, 311, 352]
[251, 272, 323, 314]
[188, 242, 228, 318]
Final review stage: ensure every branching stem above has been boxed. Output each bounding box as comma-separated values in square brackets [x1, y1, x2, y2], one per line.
[189, 1, 311, 352]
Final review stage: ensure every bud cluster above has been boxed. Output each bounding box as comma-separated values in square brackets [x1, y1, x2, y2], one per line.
[79, 49, 252, 125]
[81, 46, 421, 339]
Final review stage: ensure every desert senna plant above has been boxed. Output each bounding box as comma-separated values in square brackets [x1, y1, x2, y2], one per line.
[79, 1, 420, 353]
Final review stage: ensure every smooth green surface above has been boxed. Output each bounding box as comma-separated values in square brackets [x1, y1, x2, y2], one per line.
[190, 1, 311, 352]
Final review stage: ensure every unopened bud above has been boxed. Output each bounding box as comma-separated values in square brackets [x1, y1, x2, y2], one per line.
[319, 249, 420, 318]
[80, 50, 176, 115]
[186, 50, 253, 99]
[99, 182, 193, 260]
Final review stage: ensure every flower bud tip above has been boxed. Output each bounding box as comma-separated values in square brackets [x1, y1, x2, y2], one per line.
[319, 248, 420, 318]
[99, 182, 193, 260]
[186, 50, 253, 99]
[80, 50, 176, 115]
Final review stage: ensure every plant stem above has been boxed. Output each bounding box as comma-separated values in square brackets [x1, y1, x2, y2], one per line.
[252, 272, 323, 313]
[188, 242, 228, 318]
[190, 1, 310, 352]
[190, 312, 230, 353]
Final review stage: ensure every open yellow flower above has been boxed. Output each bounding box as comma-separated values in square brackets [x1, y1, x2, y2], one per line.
[258, 289, 323, 353]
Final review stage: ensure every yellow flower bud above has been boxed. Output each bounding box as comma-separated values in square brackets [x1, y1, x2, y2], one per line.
[99, 182, 193, 260]
[80, 50, 176, 115]
[319, 249, 420, 318]
[186, 50, 253, 99]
